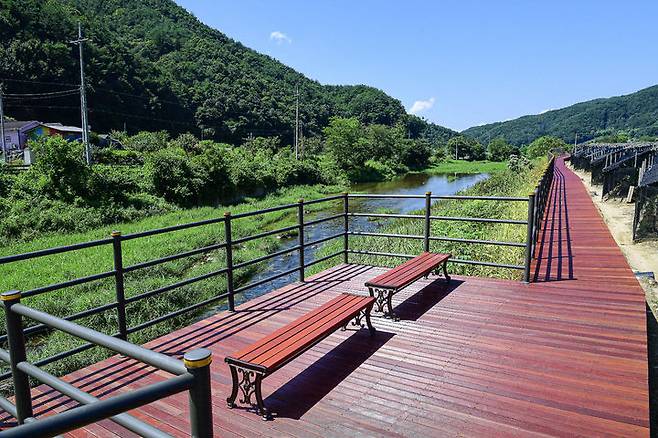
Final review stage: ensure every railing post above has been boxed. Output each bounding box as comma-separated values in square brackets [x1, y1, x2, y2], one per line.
[111, 231, 128, 340]
[184, 348, 213, 438]
[532, 187, 540, 256]
[424, 191, 432, 252]
[224, 212, 235, 312]
[343, 192, 349, 264]
[523, 193, 536, 283]
[298, 198, 305, 282]
[2, 290, 33, 424]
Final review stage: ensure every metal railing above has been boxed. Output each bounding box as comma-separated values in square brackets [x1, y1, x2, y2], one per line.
[0, 162, 557, 433]
[0, 290, 212, 438]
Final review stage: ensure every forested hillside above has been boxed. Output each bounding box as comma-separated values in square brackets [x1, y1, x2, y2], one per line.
[0, 0, 456, 144]
[463, 85, 658, 146]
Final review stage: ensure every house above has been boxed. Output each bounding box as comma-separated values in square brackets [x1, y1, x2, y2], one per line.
[2, 120, 83, 151]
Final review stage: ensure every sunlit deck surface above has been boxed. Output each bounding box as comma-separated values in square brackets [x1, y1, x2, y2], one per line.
[19, 158, 650, 437]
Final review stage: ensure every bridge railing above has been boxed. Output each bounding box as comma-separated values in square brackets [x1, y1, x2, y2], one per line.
[0, 290, 212, 437]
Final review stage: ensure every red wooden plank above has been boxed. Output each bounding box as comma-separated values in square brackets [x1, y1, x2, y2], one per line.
[365, 252, 450, 289]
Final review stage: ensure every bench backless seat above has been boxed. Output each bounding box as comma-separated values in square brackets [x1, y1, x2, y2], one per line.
[365, 251, 451, 320]
[225, 292, 375, 419]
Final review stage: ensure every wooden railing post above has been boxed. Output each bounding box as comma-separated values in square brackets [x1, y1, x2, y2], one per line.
[424, 191, 432, 252]
[111, 231, 128, 340]
[523, 193, 536, 283]
[224, 212, 235, 311]
[298, 199, 305, 282]
[2, 290, 33, 424]
[343, 193, 349, 264]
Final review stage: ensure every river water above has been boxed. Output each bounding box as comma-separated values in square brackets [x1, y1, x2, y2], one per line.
[222, 172, 488, 308]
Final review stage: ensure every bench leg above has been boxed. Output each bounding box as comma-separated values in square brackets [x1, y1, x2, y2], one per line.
[369, 287, 398, 320]
[386, 291, 400, 321]
[226, 365, 270, 420]
[342, 304, 377, 336]
[364, 302, 376, 335]
[442, 262, 451, 282]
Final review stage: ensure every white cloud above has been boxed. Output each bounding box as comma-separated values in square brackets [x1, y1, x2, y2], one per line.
[539, 108, 555, 114]
[270, 31, 291, 44]
[408, 97, 435, 114]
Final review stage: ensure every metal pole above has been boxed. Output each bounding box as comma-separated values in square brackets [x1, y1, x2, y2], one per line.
[224, 212, 235, 311]
[298, 199, 305, 282]
[523, 193, 536, 283]
[71, 22, 91, 165]
[2, 290, 33, 423]
[0, 83, 6, 163]
[183, 349, 213, 438]
[111, 231, 128, 340]
[424, 191, 431, 252]
[343, 193, 349, 264]
[294, 84, 299, 160]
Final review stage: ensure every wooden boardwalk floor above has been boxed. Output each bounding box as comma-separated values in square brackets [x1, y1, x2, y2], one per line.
[7, 157, 649, 437]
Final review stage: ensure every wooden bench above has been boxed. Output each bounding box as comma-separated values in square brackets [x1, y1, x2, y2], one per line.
[365, 252, 451, 320]
[225, 292, 376, 420]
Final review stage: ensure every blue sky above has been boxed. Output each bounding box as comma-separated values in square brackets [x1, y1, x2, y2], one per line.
[176, 0, 658, 131]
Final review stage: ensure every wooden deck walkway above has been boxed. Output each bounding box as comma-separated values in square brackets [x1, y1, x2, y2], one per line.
[5, 157, 650, 437]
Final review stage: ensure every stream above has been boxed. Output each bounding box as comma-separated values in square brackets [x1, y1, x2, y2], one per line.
[217, 171, 489, 309]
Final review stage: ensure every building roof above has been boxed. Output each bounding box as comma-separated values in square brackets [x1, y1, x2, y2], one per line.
[3, 120, 39, 131]
[41, 123, 83, 133]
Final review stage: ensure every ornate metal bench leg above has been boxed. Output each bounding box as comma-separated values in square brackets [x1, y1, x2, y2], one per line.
[442, 262, 451, 282]
[254, 373, 270, 421]
[227, 365, 239, 408]
[365, 303, 376, 336]
[386, 290, 399, 321]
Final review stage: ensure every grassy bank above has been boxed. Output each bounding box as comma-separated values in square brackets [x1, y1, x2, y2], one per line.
[425, 159, 508, 174]
[0, 184, 344, 380]
[311, 158, 546, 280]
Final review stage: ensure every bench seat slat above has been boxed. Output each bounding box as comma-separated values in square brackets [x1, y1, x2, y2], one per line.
[227, 293, 374, 373]
[258, 296, 373, 370]
[240, 294, 364, 364]
[365, 252, 450, 289]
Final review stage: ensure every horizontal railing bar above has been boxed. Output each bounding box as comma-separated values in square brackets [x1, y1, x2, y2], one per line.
[121, 217, 225, 241]
[0, 374, 193, 438]
[124, 241, 228, 273]
[303, 232, 344, 248]
[303, 213, 345, 227]
[451, 258, 525, 270]
[429, 215, 527, 225]
[348, 194, 425, 199]
[429, 236, 526, 248]
[347, 250, 415, 259]
[10, 304, 186, 375]
[302, 195, 345, 205]
[125, 267, 229, 304]
[0, 301, 119, 343]
[234, 266, 301, 294]
[431, 195, 528, 201]
[349, 231, 423, 240]
[348, 212, 424, 220]
[22, 271, 116, 298]
[233, 245, 301, 270]
[231, 224, 298, 246]
[231, 202, 298, 219]
[0, 396, 17, 419]
[303, 251, 344, 268]
[127, 292, 230, 334]
[0, 238, 113, 264]
[17, 361, 172, 438]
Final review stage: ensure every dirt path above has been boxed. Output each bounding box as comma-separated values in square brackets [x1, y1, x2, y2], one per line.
[567, 162, 658, 309]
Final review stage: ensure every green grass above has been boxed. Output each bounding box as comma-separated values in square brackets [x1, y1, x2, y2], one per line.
[425, 159, 509, 174]
[0, 184, 344, 380]
[310, 159, 547, 280]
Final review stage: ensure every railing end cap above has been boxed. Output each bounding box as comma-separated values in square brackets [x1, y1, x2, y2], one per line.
[1, 290, 21, 301]
[184, 348, 212, 369]
[224, 211, 231, 217]
[111, 230, 121, 237]
[425, 191, 432, 196]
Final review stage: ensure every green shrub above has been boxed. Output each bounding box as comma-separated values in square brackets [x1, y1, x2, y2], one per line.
[94, 148, 144, 165]
[124, 131, 170, 152]
[29, 137, 90, 201]
[145, 147, 201, 205]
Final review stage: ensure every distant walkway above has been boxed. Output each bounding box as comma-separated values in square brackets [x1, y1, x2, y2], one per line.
[2, 157, 649, 437]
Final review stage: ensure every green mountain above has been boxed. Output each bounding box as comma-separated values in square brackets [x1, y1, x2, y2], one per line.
[462, 85, 658, 146]
[0, 0, 456, 144]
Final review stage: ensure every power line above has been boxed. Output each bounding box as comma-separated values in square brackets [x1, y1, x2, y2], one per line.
[0, 78, 79, 87]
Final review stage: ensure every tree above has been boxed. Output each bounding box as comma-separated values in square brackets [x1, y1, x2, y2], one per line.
[447, 136, 485, 161]
[487, 138, 514, 161]
[323, 117, 370, 173]
[525, 136, 567, 159]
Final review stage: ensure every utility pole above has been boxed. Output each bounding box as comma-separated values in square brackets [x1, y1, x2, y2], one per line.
[70, 22, 91, 165]
[574, 133, 578, 154]
[0, 83, 6, 163]
[294, 84, 299, 160]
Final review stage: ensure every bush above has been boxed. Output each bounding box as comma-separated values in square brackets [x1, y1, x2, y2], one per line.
[29, 137, 90, 201]
[487, 138, 515, 161]
[526, 136, 567, 159]
[93, 148, 144, 165]
[124, 131, 169, 152]
[507, 154, 532, 172]
[145, 147, 201, 205]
